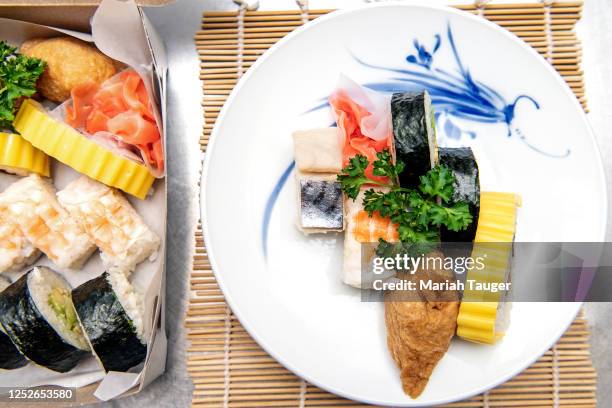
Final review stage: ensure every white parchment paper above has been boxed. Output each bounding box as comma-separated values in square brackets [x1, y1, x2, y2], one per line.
[0, 0, 167, 402]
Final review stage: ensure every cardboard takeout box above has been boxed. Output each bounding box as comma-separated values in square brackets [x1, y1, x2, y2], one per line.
[0, 0, 171, 405]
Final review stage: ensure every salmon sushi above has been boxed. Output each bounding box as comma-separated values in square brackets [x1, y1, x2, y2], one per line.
[343, 188, 398, 288]
[0, 175, 95, 270]
[57, 176, 160, 274]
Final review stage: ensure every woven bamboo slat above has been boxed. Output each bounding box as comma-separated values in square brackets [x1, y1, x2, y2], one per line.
[190, 2, 594, 407]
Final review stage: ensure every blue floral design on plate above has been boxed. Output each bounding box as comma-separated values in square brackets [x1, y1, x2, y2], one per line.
[262, 23, 570, 258]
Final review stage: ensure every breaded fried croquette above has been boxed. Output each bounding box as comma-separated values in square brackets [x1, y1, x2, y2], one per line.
[20, 37, 116, 103]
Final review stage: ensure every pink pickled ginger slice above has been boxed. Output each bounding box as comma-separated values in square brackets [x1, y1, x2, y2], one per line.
[329, 75, 392, 182]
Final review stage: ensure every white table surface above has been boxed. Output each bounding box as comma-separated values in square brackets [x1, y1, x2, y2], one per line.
[98, 1, 612, 406]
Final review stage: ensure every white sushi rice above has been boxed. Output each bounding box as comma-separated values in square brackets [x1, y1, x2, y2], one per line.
[28, 267, 89, 351]
[0, 276, 9, 292]
[106, 271, 145, 343]
[424, 91, 439, 168]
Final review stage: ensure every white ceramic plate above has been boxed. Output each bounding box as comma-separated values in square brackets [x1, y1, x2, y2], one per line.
[201, 4, 606, 406]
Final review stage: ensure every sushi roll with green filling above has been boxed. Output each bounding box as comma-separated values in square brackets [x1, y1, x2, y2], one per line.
[391, 91, 438, 188]
[72, 272, 146, 373]
[0, 276, 27, 370]
[0, 267, 89, 372]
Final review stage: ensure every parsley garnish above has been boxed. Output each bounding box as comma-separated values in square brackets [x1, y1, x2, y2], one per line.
[0, 41, 45, 130]
[337, 149, 473, 244]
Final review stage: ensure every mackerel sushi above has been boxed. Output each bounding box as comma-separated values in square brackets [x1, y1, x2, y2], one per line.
[72, 272, 146, 373]
[0, 276, 27, 370]
[391, 91, 438, 187]
[439, 147, 480, 243]
[0, 267, 89, 372]
[296, 171, 344, 234]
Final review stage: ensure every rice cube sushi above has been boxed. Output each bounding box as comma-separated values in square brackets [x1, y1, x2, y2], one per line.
[0, 206, 40, 273]
[57, 176, 160, 274]
[72, 271, 147, 372]
[0, 175, 95, 270]
[343, 188, 398, 288]
[0, 276, 28, 370]
[293, 128, 342, 173]
[296, 172, 343, 234]
[0, 267, 89, 372]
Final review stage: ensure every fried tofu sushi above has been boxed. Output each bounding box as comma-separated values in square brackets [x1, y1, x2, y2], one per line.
[20, 37, 116, 103]
[0, 205, 40, 273]
[0, 175, 95, 269]
[57, 176, 160, 274]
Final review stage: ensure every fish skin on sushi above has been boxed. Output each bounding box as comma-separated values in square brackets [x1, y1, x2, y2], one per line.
[391, 91, 438, 187]
[0, 267, 89, 373]
[292, 128, 345, 234]
[0, 175, 95, 270]
[72, 271, 147, 373]
[57, 176, 160, 275]
[296, 171, 344, 234]
[0, 276, 28, 370]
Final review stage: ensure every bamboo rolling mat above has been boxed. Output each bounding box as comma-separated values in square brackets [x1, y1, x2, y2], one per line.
[189, 2, 595, 407]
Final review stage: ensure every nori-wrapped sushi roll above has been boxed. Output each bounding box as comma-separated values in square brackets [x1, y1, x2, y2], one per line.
[0, 276, 27, 370]
[72, 272, 146, 373]
[391, 91, 438, 187]
[0, 267, 89, 372]
[439, 147, 480, 243]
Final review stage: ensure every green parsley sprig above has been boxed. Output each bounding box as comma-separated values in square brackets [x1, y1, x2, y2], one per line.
[0, 41, 46, 130]
[337, 149, 473, 244]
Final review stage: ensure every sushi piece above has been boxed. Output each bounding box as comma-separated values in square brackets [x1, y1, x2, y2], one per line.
[0, 267, 89, 372]
[293, 128, 342, 173]
[296, 172, 344, 234]
[57, 176, 160, 274]
[343, 188, 398, 288]
[439, 147, 480, 243]
[0, 276, 28, 370]
[0, 175, 96, 270]
[329, 75, 393, 183]
[0, 205, 40, 273]
[385, 253, 459, 398]
[72, 272, 146, 372]
[391, 91, 438, 187]
[456, 192, 521, 344]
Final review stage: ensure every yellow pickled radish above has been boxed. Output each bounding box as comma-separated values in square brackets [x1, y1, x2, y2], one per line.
[457, 192, 521, 344]
[14, 99, 154, 199]
[0, 132, 49, 176]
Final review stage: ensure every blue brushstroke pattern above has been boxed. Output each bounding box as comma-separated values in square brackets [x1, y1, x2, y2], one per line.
[311, 23, 568, 157]
[262, 22, 571, 258]
[262, 161, 295, 259]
